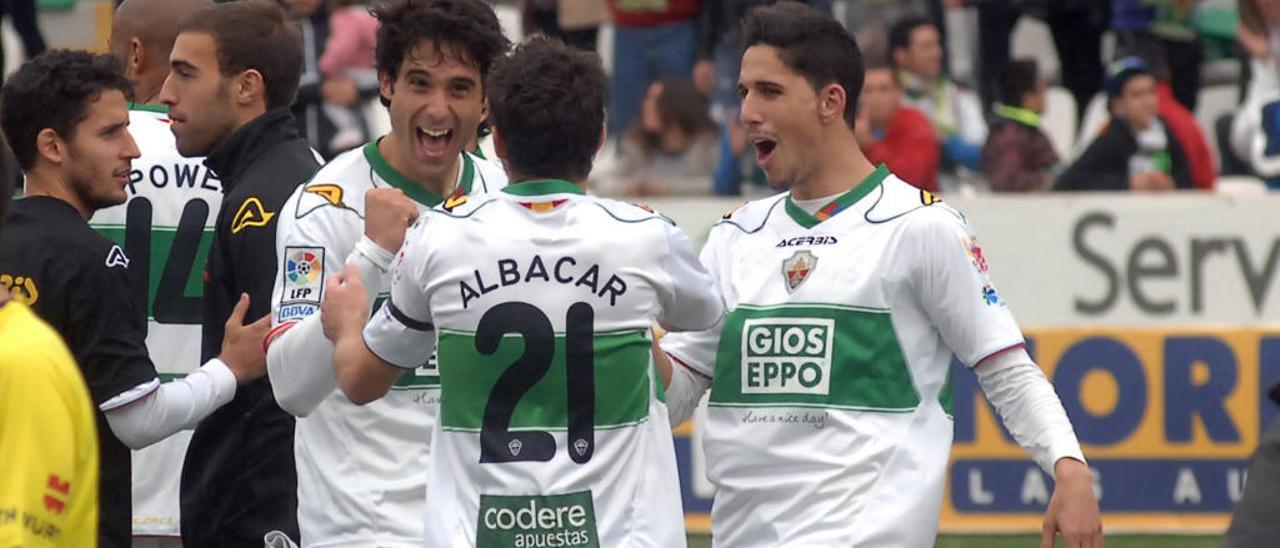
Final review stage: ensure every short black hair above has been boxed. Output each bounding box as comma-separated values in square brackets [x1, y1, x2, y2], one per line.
[997, 58, 1039, 106]
[743, 2, 863, 129]
[888, 14, 936, 54]
[487, 36, 605, 181]
[178, 0, 303, 110]
[1, 50, 134, 170]
[373, 0, 510, 107]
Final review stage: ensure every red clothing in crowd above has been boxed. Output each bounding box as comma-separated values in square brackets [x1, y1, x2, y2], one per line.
[1157, 84, 1216, 190]
[609, 0, 700, 27]
[862, 106, 940, 192]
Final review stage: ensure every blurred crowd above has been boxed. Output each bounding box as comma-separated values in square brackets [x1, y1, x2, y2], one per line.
[15, 0, 1276, 197]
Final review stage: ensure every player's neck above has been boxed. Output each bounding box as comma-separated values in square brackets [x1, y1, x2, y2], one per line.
[23, 169, 93, 220]
[379, 136, 461, 197]
[789, 130, 876, 201]
[510, 171, 587, 192]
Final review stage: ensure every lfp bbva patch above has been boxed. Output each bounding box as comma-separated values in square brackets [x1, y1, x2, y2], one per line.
[279, 246, 324, 322]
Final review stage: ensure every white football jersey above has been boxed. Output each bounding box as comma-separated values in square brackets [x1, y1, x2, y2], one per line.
[270, 143, 506, 547]
[362, 179, 724, 548]
[662, 166, 1025, 547]
[89, 105, 223, 537]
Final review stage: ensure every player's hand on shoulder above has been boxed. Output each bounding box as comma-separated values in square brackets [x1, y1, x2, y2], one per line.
[365, 188, 420, 253]
[219, 293, 270, 384]
[321, 263, 369, 343]
[1042, 457, 1103, 548]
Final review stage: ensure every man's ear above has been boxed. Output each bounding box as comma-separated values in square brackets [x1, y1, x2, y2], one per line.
[379, 71, 395, 106]
[235, 69, 267, 109]
[35, 128, 66, 166]
[819, 82, 848, 125]
[128, 37, 147, 78]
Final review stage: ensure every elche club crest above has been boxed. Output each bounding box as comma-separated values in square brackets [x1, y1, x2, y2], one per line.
[782, 250, 817, 293]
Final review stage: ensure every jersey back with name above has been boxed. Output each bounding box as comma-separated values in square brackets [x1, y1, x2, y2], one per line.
[662, 168, 1024, 547]
[364, 181, 723, 548]
[89, 106, 221, 537]
[271, 145, 507, 547]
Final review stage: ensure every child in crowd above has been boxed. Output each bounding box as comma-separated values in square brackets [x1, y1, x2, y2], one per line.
[981, 59, 1059, 192]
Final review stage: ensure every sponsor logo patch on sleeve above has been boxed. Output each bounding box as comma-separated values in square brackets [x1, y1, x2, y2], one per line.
[278, 246, 325, 322]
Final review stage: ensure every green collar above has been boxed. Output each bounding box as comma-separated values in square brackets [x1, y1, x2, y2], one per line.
[362, 140, 474, 207]
[995, 104, 1040, 128]
[502, 179, 585, 197]
[128, 102, 169, 114]
[784, 164, 889, 229]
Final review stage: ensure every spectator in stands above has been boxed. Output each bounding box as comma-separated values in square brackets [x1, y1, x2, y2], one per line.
[1230, 65, 1280, 189]
[285, 0, 380, 159]
[1239, 0, 1280, 101]
[981, 59, 1057, 192]
[0, 0, 46, 77]
[1131, 40, 1216, 190]
[856, 64, 940, 192]
[889, 15, 985, 190]
[1112, 0, 1202, 111]
[522, 0, 604, 51]
[1231, 0, 1280, 187]
[971, 0, 1106, 125]
[612, 79, 719, 196]
[318, 0, 378, 153]
[607, 0, 701, 142]
[1057, 57, 1193, 191]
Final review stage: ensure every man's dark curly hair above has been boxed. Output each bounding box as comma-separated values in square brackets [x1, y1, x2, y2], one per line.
[1, 50, 134, 170]
[373, 0, 510, 107]
[487, 36, 605, 182]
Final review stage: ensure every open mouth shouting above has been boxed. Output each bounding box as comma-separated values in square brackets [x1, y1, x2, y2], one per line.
[415, 126, 454, 161]
[751, 135, 778, 169]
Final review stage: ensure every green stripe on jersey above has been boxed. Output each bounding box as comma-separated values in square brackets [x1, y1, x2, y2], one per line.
[710, 304, 920, 411]
[436, 329, 651, 431]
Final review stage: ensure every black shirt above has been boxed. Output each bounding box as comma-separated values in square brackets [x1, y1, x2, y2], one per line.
[180, 108, 319, 547]
[0, 196, 158, 548]
[1055, 116, 1195, 191]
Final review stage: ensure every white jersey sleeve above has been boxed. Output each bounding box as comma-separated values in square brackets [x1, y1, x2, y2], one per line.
[655, 220, 725, 332]
[659, 220, 733, 379]
[267, 187, 362, 416]
[904, 206, 1024, 367]
[362, 217, 437, 369]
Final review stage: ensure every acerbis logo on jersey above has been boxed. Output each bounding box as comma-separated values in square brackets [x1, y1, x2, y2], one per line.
[230, 197, 275, 234]
[304, 184, 346, 207]
[740, 318, 833, 395]
[105, 245, 130, 268]
[279, 246, 324, 322]
[477, 491, 600, 548]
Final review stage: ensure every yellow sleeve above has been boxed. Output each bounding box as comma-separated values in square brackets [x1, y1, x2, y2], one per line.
[0, 321, 99, 547]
